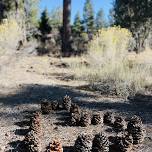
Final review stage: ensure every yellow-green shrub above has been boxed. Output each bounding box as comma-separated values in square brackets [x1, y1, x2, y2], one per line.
[69, 27, 152, 97]
[0, 19, 22, 55]
[88, 27, 132, 64]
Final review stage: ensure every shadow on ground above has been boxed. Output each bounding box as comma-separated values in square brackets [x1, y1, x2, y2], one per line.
[0, 83, 152, 125]
[0, 84, 152, 151]
[0, 84, 95, 105]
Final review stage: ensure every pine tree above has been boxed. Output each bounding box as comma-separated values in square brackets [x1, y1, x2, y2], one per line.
[113, 0, 152, 52]
[95, 8, 106, 30]
[39, 9, 52, 35]
[83, 0, 94, 33]
[72, 12, 84, 36]
[50, 7, 63, 28]
[25, 0, 40, 28]
[0, 0, 25, 21]
[108, 8, 115, 26]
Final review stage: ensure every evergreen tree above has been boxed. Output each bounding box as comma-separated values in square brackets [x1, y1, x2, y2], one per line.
[25, 0, 39, 28]
[95, 8, 106, 30]
[114, 0, 152, 52]
[83, 0, 94, 33]
[0, 0, 25, 21]
[39, 9, 52, 35]
[108, 8, 115, 26]
[50, 7, 63, 28]
[72, 12, 84, 36]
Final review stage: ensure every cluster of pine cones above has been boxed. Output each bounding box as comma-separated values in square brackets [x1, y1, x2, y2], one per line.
[74, 132, 109, 152]
[23, 112, 42, 152]
[127, 115, 145, 145]
[103, 112, 127, 133]
[41, 100, 61, 114]
[23, 111, 64, 152]
[111, 132, 133, 152]
[70, 104, 102, 127]
[74, 114, 146, 152]
[62, 95, 103, 127]
[40, 95, 75, 115]
[109, 114, 145, 152]
[40, 95, 146, 152]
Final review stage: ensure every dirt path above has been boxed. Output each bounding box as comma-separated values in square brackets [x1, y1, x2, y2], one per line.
[0, 54, 152, 151]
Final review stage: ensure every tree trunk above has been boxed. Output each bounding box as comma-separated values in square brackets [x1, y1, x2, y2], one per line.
[62, 0, 72, 57]
[15, 0, 19, 18]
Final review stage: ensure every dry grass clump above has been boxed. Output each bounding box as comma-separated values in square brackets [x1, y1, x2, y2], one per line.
[68, 27, 152, 97]
[0, 19, 22, 55]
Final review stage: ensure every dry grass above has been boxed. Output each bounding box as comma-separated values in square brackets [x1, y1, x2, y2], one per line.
[67, 27, 152, 97]
[0, 19, 22, 56]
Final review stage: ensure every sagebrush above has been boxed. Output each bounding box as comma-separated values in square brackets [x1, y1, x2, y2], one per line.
[68, 27, 152, 97]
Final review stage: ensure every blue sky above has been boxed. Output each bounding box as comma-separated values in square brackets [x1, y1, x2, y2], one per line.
[39, 0, 114, 23]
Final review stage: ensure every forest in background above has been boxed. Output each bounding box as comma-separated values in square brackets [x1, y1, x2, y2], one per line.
[0, 0, 152, 52]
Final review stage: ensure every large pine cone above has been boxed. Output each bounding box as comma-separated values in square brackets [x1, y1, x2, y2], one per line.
[24, 130, 41, 152]
[103, 112, 114, 126]
[113, 133, 133, 152]
[113, 116, 126, 132]
[69, 112, 81, 126]
[70, 103, 81, 114]
[91, 112, 102, 125]
[47, 140, 63, 152]
[92, 132, 109, 152]
[74, 134, 92, 152]
[30, 112, 41, 136]
[41, 100, 52, 114]
[129, 126, 145, 145]
[80, 111, 91, 127]
[127, 115, 145, 145]
[63, 95, 72, 111]
[127, 115, 142, 130]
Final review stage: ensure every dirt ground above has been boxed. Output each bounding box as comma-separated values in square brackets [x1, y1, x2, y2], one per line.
[0, 52, 152, 152]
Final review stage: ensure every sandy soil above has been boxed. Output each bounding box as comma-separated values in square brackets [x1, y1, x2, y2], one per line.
[0, 53, 152, 152]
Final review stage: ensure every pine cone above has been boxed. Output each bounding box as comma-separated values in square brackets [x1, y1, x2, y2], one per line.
[41, 100, 52, 114]
[127, 115, 145, 145]
[80, 111, 91, 127]
[113, 133, 133, 152]
[92, 132, 109, 152]
[127, 115, 142, 130]
[70, 103, 81, 114]
[63, 95, 72, 111]
[51, 101, 59, 110]
[91, 112, 102, 125]
[113, 116, 126, 132]
[47, 140, 63, 152]
[130, 127, 145, 145]
[69, 112, 81, 126]
[103, 112, 114, 126]
[24, 130, 41, 152]
[74, 134, 92, 152]
[30, 112, 41, 135]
